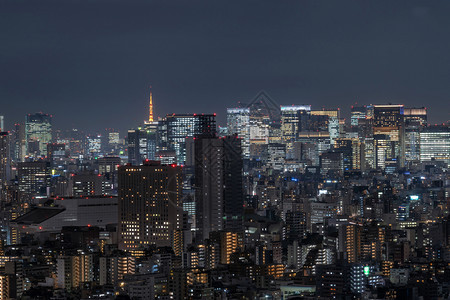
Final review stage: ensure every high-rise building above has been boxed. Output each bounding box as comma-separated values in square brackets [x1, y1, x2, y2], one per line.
[25, 113, 52, 157]
[164, 114, 216, 165]
[320, 151, 344, 176]
[268, 143, 286, 171]
[194, 135, 244, 242]
[333, 138, 364, 171]
[118, 160, 183, 251]
[310, 109, 340, 143]
[372, 104, 405, 169]
[350, 264, 365, 295]
[404, 107, 427, 163]
[56, 254, 94, 291]
[280, 105, 311, 157]
[12, 123, 26, 163]
[108, 131, 120, 146]
[297, 132, 332, 166]
[248, 105, 271, 160]
[99, 255, 135, 286]
[227, 108, 250, 159]
[98, 156, 121, 193]
[86, 134, 102, 157]
[344, 224, 361, 263]
[17, 161, 50, 201]
[219, 231, 243, 265]
[127, 128, 149, 166]
[222, 136, 244, 233]
[0, 132, 10, 190]
[350, 106, 367, 127]
[102, 129, 120, 155]
[419, 125, 450, 165]
[47, 143, 67, 170]
[144, 121, 158, 161]
[285, 211, 307, 243]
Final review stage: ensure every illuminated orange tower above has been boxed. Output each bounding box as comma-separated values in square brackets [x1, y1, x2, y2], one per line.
[149, 86, 154, 122]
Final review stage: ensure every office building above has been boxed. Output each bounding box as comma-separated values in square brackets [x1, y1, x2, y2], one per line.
[0, 132, 10, 189]
[419, 125, 450, 165]
[127, 128, 149, 166]
[404, 107, 427, 163]
[17, 161, 50, 201]
[285, 211, 307, 243]
[164, 114, 216, 165]
[310, 109, 340, 143]
[320, 151, 344, 176]
[118, 160, 183, 250]
[98, 156, 121, 193]
[25, 113, 52, 157]
[86, 134, 102, 157]
[12, 123, 26, 163]
[227, 108, 250, 158]
[268, 143, 286, 171]
[350, 106, 367, 127]
[280, 105, 311, 157]
[70, 172, 104, 197]
[194, 135, 244, 242]
[372, 104, 405, 169]
[47, 143, 67, 170]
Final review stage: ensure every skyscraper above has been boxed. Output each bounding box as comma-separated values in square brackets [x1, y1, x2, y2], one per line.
[372, 104, 405, 169]
[127, 128, 149, 165]
[350, 106, 367, 127]
[404, 107, 427, 163]
[419, 125, 450, 165]
[118, 160, 182, 251]
[164, 114, 216, 165]
[222, 135, 244, 233]
[86, 134, 102, 157]
[25, 113, 52, 157]
[0, 132, 10, 192]
[227, 108, 250, 158]
[13, 123, 26, 163]
[194, 135, 244, 242]
[280, 105, 311, 157]
[194, 137, 224, 242]
[310, 109, 340, 143]
[18, 161, 50, 202]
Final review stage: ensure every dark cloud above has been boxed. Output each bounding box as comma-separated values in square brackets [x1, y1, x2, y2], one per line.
[1, 0, 449, 133]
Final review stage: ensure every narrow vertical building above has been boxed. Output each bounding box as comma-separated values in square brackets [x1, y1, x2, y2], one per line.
[227, 108, 250, 158]
[194, 135, 244, 242]
[0, 132, 10, 190]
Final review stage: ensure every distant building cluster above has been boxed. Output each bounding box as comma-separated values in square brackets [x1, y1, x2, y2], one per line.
[0, 92, 449, 299]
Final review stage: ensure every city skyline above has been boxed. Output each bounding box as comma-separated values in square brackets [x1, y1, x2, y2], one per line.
[2, 96, 448, 136]
[1, 1, 450, 299]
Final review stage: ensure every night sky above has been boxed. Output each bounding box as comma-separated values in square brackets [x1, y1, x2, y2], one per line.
[1, 0, 450, 134]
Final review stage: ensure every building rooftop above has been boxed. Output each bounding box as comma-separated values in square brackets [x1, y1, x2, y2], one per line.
[13, 207, 65, 225]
